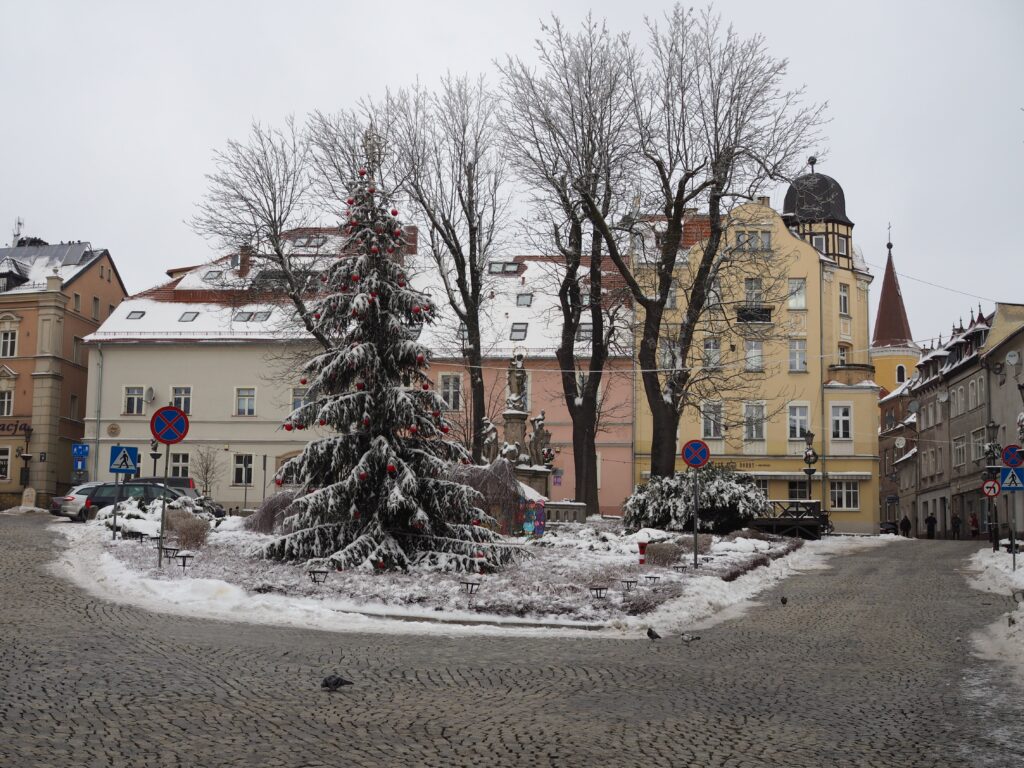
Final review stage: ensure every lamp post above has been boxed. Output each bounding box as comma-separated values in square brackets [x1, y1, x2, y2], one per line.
[149, 439, 161, 476]
[984, 420, 1002, 551]
[802, 430, 821, 530]
[16, 425, 33, 489]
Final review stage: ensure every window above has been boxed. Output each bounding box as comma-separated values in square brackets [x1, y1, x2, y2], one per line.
[92, 297, 100, 320]
[787, 278, 806, 310]
[838, 283, 850, 315]
[831, 404, 852, 439]
[510, 323, 528, 341]
[744, 402, 765, 441]
[251, 311, 272, 322]
[701, 402, 723, 439]
[788, 480, 809, 500]
[126, 311, 146, 320]
[977, 376, 985, 405]
[440, 374, 462, 411]
[836, 236, 848, 256]
[233, 312, 253, 322]
[235, 387, 256, 416]
[896, 365, 906, 383]
[170, 452, 190, 478]
[233, 454, 253, 486]
[73, 293, 81, 311]
[172, 386, 192, 414]
[953, 436, 967, 467]
[488, 262, 519, 274]
[754, 479, 770, 498]
[291, 387, 308, 412]
[744, 278, 764, 305]
[968, 381, 976, 410]
[179, 312, 199, 322]
[72, 337, 83, 364]
[830, 481, 860, 510]
[744, 340, 764, 372]
[124, 386, 144, 415]
[838, 345, 848, 366]
[576, 323, 593, 343]
[702, 338, 721, 370]
[789, 339, 807, 372]
[0, 447, 9, 480]
[517, 293, 533, 307]
[971, 428, 986, 461]
[0, 391, 11, 417]
[99, 266, 104, 279]
[108, 304, 115, 317]
[788, 404, 809, 440]
[737, 231, 770, 251]
[204, 270, 222, 280]
[69, 394, 79, 420]
[0, 330, 16, 357]
[811, 234, 826, 252]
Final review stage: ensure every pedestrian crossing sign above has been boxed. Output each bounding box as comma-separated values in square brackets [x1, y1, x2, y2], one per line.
[109, 446, 139, 474]
[1000, 467, 1024, 492]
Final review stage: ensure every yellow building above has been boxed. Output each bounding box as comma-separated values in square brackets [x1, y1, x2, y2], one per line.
[633, 170, 880, 534]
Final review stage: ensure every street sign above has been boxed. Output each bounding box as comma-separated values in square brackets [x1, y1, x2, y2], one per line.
[72, 443, 89, 458]
[73, 457, 87, 472]
[109, 446, 139, 474]
[150, 406, 189, 445]
[1000, 467, 1024, 492]
[1002, 444, 1024, 468]
[983, 479, 1001, 498]
[681, 439, 711, 469]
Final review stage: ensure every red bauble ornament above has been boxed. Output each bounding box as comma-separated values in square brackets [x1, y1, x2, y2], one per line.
[368, 186, 376, 194]
[346, 197, 355, 205]
[472, 518, 480, 526]
[283, 423, 293, 432]
[376, 560, 385, 569]
[362, 417, 370, 427]
[352, 310, 359, 318]
[416, 354, 425, 364]
[391, 208, 399, 216]
[432, 410, 440, 418]
[320, 274, 327, 283]
[476, 551, 485, 559]
[397, 279, 405, 287]
[356, 382, 365, 390]
[300, 377, 307, 385]
[393, 229, 402, 237]
[421, 383, 430, 391]
[412, 305, 421, 314]
[398, 274, 406, 281]
[313, 313, 321, 320]
[441, 426, 450, 434]
[275, 478, 283, 486]
[358, 471, 368, 481]
[370, 291, 378, 299]
[370, 245, 379, 254]
[387, 463, 397, 474]
[409, 425, 418, 434]
[351, 274, 360, 282]
[296, 424, 305, 431]
[318, 418, 326, 426]
[387, 247, 395, 254]
[353, 510, 361, 519]
[358, 168, 367, 177]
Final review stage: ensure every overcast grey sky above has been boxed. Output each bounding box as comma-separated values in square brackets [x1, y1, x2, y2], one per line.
[1, 0, 1020, 345]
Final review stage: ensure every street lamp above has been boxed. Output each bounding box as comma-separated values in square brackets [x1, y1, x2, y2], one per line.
[984, 421, 1003, 551]
[802, 429, 818, 479]
[149, 439, 161, 476]
[16, 425, 33, 488]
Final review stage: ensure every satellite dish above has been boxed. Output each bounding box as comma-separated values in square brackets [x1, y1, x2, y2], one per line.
[907, 399, 920, 414]
[895, 437, 907, 449]
[1007, 351, 1020, 366]
[144, 386, 155, 403]
[937, 391, 949, 403]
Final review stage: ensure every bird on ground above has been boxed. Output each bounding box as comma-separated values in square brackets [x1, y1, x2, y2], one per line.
[647, 628, 661, 641]
[680, 633, 701, 643]
[321, 675, 354, 691]
[780, 596, 788, 606]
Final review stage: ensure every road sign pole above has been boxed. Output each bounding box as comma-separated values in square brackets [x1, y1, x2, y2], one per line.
[158, 449, 170, 568]
[693, 467, 700, 570]
[111, 444, 122, 541]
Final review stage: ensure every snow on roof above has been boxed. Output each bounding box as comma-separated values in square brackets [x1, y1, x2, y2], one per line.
[879, 378, 914, 404]
[894, 447, 917, 465]
[518, 481, 547, 502]
[0, 242, 103, 294]
[85, 296, 291, 342]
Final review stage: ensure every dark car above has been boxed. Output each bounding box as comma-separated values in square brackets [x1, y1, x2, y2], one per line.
[879, 520, 899, 535]
[128, 476, 225, 517]
[72, 481, 188, 522]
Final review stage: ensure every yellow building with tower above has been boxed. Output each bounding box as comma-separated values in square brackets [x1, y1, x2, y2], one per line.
[632, 168, 880, 534]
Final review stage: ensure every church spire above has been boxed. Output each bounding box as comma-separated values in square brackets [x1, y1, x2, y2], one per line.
[871, 239, 914, 348]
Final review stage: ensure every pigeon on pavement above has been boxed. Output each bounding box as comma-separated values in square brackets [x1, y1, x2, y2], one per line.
[321, 675, 354, 691]
[780, 596, 788, 606]
[647, 628, 661, 641]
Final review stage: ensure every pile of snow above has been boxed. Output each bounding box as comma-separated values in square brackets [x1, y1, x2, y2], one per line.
[966, 548, 1024, 684]
[0, 505, 48, 516]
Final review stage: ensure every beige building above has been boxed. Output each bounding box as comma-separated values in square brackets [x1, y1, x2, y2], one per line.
[0, 237, 126, 507]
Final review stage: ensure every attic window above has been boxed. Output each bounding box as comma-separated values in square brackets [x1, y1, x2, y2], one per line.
[204, 270, 222, 280]
[178, 312, 199, 322]
[510, 322, 528, 341]
[488, 262, 519, 274]
[503, 263, 519, 274]
[517, 293, 533, 307]
[251, 311, 272, 321]
[127, 311, 146, 320]
[233, 312, 253, 322]
[293, 235, 327, 248]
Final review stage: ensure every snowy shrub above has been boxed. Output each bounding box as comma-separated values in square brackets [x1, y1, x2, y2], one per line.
[246, 491, 296, 534]
[623, 466, 771, 534]
[720, 554, 772, 582]
[170, 514, 210, 549]
[645, 542, 685, 566]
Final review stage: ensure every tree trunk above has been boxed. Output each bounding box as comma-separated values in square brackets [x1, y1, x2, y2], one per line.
[571, 410, 600, 516]
[468, 355, 485, 464]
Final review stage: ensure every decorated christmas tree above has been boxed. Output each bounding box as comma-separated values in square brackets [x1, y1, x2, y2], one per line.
[263, 167, 520, 572]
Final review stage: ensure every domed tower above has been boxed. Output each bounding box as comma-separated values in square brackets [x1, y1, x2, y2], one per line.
[782, 156, 856, 267]
[870, 240, 920, 394]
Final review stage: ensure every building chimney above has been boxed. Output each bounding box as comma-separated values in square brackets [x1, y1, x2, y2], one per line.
[46, 267, 62, 292]
[238, 245, 253, 278]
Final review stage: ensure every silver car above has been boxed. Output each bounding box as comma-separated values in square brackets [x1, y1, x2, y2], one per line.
[51, 482, 103, 521]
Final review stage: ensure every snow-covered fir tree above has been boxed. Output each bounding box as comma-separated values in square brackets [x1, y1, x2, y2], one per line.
[263, 168, 520, 572]
[623, 465, 771, 533]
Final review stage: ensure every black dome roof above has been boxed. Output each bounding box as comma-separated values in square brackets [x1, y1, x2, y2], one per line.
[782, 173, 853, 227]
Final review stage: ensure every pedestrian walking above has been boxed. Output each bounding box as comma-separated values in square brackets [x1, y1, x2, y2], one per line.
[899, 515, 912, 538]
[969, 512, 980, 539]
[951, 513, 962, 540]
[925, 513, 937, 539]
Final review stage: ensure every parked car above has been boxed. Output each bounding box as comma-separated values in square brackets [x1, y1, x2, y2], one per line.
[49, 482, 103, 519]
[65, 481, 190, 522]
[879, 520, 899, 535]
[132, 477, 226, 518]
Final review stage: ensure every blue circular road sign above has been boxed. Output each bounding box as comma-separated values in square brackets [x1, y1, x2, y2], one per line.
[682, 439, 711, 468]
[150, 406, 190, 445]
[1002, 444, 1023, 468]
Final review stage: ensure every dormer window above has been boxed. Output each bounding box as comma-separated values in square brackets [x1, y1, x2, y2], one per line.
[204, 270, 222, 280]
[127, 311, 146, 320]
[178, 312, 199, 322]
[233, 312, 253, 322]
[488, 262, 519, 274]
[517, 293, 533, 307]
[510, 322, 528, 341]
[251, 311, 272, 322]
[576, 323, 593, 342]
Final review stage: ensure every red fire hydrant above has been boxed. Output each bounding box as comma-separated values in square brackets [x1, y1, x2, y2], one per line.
[638, 540, 648, 566]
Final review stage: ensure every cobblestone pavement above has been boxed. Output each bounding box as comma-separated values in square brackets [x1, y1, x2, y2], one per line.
[2, 515, 1021, 767]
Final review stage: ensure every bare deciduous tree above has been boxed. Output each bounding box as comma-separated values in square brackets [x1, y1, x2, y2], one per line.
[191, 445, 223, 497]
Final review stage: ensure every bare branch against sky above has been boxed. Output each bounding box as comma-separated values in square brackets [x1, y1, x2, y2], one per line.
[0, 0, 1020, 342]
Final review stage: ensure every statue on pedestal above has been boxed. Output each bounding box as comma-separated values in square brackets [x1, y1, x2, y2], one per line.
[528, 411, 552, 467]
[506, 353, 527, 411]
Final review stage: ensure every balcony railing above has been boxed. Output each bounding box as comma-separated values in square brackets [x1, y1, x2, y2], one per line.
[737, 305, 772, 324]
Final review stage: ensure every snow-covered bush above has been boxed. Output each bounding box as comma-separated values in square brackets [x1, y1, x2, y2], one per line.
[246, 491, 296, 534]
[168, 511, 210, 549]
[624, 466, 771, 533]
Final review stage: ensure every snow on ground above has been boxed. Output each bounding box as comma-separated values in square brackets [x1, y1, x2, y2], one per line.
[965, 547, 1024, 684]
[49, 517, 899, 638]
[0, 505, 49, 516]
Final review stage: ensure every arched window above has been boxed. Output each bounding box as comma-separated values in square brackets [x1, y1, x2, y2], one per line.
[896, 365, 906, 383]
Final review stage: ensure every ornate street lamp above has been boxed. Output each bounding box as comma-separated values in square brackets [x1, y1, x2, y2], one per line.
[149, 439, 161, 476]
[802, 429, 819, 480]
[16, 425, 33, 488]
